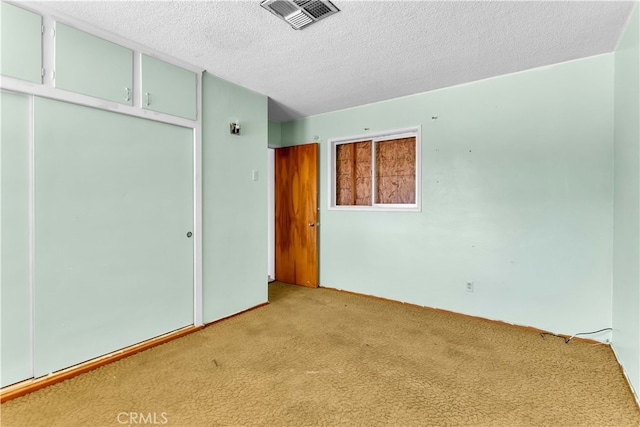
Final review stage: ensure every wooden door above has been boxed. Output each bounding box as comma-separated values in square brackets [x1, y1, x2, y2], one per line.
[275, 143, 318, 287]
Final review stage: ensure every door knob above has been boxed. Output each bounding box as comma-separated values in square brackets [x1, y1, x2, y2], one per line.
[186, 231, 193, 238]
[308, 223, 316, 227]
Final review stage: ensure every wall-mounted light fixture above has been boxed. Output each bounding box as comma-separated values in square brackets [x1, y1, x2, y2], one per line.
[230, 121, 240, 135]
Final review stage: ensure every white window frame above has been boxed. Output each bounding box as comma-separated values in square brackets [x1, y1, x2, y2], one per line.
[328, 126, 422, 212]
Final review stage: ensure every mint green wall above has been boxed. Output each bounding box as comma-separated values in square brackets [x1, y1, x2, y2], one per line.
[268, 120, 282, 147]
[282, 55, 614, 338]
[613, 3, 640, 399]
[202, 73, 268, 323]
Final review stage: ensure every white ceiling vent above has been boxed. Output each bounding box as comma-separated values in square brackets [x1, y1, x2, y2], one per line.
[261, 0, 340, 30]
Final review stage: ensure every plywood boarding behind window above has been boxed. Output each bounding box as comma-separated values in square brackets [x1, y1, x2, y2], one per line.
[375, 137, 416, 204]
[336, 140, 372, 205]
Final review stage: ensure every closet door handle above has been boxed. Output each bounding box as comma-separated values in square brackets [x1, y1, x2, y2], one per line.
[125, 87, 131, 102]
[145, 92, 151, 106]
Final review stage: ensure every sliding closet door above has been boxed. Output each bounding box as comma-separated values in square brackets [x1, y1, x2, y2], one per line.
[33, 97, 194, 376]
[1, 91, 33, 387]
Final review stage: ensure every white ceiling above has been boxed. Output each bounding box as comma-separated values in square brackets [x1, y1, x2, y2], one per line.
[32, 0, 636, 122]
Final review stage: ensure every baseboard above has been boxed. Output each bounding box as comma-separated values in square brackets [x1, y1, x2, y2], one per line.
[0, 325, 203, 404]
[320, 286, 603, 345]
[610, 344, 640, 409]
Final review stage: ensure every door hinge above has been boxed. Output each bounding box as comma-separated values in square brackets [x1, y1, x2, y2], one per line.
[41, 68, 45, 78]
[41, 25, 45, 34]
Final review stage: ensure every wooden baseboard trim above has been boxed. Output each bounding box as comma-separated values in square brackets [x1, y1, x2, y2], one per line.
[320, 286, 603, 345]
[0, 325, 203, 404]
[204, 302, 269, 327]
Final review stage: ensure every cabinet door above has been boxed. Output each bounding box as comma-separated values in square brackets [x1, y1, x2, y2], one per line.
[1, 91, 33, 387]
[55, 23, 133, 105]
[0, 2, 42, 83]
[33, 97, 194, 376]
[141, 54, 197, 120]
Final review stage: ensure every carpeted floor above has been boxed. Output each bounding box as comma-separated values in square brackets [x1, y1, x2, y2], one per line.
[2, 282, 639, 426]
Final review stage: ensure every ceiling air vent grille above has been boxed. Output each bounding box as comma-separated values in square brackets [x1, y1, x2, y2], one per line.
[261, 0, 340, 30]
[295, 0, 332, 19]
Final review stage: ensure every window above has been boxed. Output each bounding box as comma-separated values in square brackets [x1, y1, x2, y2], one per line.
[328, 127, 421, 211]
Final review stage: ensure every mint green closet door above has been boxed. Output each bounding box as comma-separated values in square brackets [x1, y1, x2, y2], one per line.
[0, 2, 42, 83]
[142, 55, 197, 120]
[55, 23, 133, 105]
[33, 97, 193, 377]
[1, 91, 33, 387]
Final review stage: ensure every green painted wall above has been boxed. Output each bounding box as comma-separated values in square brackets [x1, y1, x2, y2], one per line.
[202, 73, 268, 323]
[282, 54, 614, 338]
[613, 3, 640, 399]
[268, 120, 282, 147]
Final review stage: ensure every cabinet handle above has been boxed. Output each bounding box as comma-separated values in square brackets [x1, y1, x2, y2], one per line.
[125, 87, 131, 102]
[145, 92, 151, 106]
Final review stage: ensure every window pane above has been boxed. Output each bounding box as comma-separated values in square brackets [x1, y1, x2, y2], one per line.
[375, 137, 416, 204]
[336, 141, 372, 205]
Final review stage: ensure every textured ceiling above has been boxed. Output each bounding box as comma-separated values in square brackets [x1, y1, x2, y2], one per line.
[32, 0, 636, 122]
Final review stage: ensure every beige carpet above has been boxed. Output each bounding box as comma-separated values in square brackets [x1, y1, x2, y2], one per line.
[2, 282, 639, 426]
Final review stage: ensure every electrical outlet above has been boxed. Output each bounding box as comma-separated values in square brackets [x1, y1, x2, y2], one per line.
[466, 281, 474, 292]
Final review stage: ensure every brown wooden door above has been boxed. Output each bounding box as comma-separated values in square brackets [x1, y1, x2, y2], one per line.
[275, 143, 318, 287]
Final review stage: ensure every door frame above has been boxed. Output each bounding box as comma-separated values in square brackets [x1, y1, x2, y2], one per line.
[267, 148, 275, 282]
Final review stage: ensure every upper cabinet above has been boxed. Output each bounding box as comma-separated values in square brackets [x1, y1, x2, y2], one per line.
[141, 55, 197, 120]
[1, 1, 198, 121]
[1, 2, 42, 83]
[55, 23, 133, 105]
